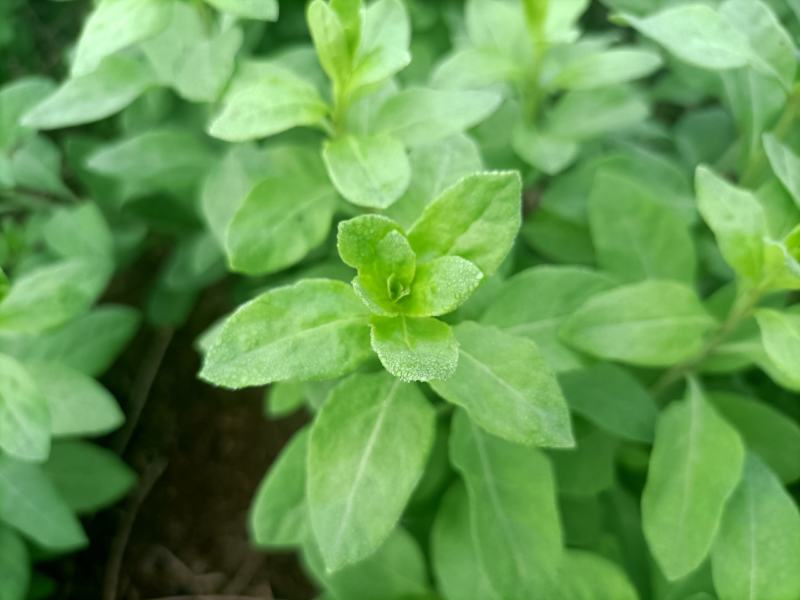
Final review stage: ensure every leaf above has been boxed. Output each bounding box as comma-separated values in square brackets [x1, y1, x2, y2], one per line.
[226, 174, 336, 276]
[0, 77, 55, 150]
[0, 354, 49, 463]
[512, 127, 578, 175]
[250, 429, 309, 548]
[171, 26, 243, 103]
[307, 0, 351, 87]
[350, 0, 411, 90]
[710, 454, 800, 600]
[431, 483, 499, 600]
[307, 372, 435, 571]
[764, 134, 800, 208]
[552, 48, 662, 91]
[0, 455, 87, 551]
[545, 86, 648, 141]
[10, 136, 69, 197]
[21, 56, 153, 129]
[481, 266, 617, 371]
[589, 170, 696, 284]
[695, 166, 768, 284]
[0, 526, 29, 600]
[560, 280, 716, 367]
[431, 322, 573, 447]
[401, 257, 483, 317]
[407, 171, 521, 276]
[208, 63, 328, 142]
[549, 426, 616, 496]
[205, 0, 278, 20]
[450, 411, 563, 598]
[642, 381, 745, 580]
[43, 441, 135, 514]
[337, 214, 404, 270]
[546, 550, 639, 600]
[323, 134, 410, 209]
[0, 258, 111, 335]
[709, 391, 800, 484]
[351, 231, 417, 316]
[756, 309, 800, 386]
[559, 364, 658, 443]
[0, 306, 140, 377]
[200, 279, 372, 388]
[623, 5, 750, 71]
[24, 362, 123, 438]
[374, 88, 501, 147]
[42, 203, 114, 260]
[71, 0, 172, 77]
[369, 315, 458, 382]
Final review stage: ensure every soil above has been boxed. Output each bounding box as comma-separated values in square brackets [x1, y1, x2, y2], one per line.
[45, 270, 318, 600]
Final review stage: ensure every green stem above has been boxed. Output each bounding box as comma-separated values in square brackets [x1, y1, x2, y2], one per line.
[330, 78, 351, 137]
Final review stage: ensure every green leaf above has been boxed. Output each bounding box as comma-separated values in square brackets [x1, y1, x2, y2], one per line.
[369, 315, 458, 382]
[350, 0, 411, 90]
[71, 0, 172, 77]
[374, 88, 501, 147]
[711, 454, 800, 600]
[43, 441, 135, 514]
[695, 166, 768, 284]
[0, 77, 55, 150]
[450, 410, 563, 597]
[545, 86, 648, 141]
[407, 171, 521, 276]
[308, 372, 435, 571]
[756, 309, 800, 386]
[24, 362, 123, 438]
[0, 455, 87, 551]
[351, 231, 417, 316]
[559, 364, 658, 443]
[0, 354, 49, 463]
[337, 214, 403, 270]
[0, 258, 111, 335]
[764, 134, 800, 208]
[642, 381, 745, 580]
[431, 483, 499, 600]
[400, 257, 483, 317]
[589, 170, 696, 284]
[550, 426, 616, 496]
[10, 135, 69, 197]
[250, 429, 309, 548]
[0, 526, 29, 600]
[561, 280, 716, 367]
[512, 127, 578, 175]
[226, 174, 336, 276]
[265, 382, 306, 418]
[431, 322, 573, 447]
[21, 56, 153, 129]
[623, 5, 750, 71]
[307, 0, 351, 87]
[546, 550, 639, 600]
[171, 26, 243, 103]
[200, 280, 372, 388]
[323, 134, 411, 209]
[205, 0, 278, 20]
[552, 48, 662, 91]
[208, 63, 328, 142]
[42, 203, 113, 260]
[0, 306, 139, 377]
[481, 266, 617, 371]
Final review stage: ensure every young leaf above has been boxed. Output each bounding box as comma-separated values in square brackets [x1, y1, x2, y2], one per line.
[755, 309, 800, 385]
[21, 56, 154, 130]
[370, 315, 458, 382]
[481, 266, 617, 371]
[544, 86, 648, 141]
[71, 0, 172, 76]
[401, 257, 483, 317]
[560, 280, 716, 367]
[200, 280, 372, 388]
[0, 354, 49, 463]
[642, 381, 745, 580]
[695, 166, 768, 284]
[337, 214, 404, 270]
[710, 454, 800, 600]
[709, 391, 800, 484]
[764, 133, 800, 208]
[307, 0, 351, 88]
[623, 5, 750, 71]
[44, 441, 135, 514]
[551, 48, 663, 91]
[450, 411, 563, 597]
[559, 364, 658, 443]
[431, 322, 573, 447]
[374, 88, 501, 147]
[431, 483, 499, 600]
[208, 64, 328, 142]
[407, 171, 521, 276]
[350, 0, 411, 89]
[323, 134, 411, 209]
[204, 0, 278, 20]
[589, 170, 696, 284]
[0, 455, 87, 551]
[547, 550, 639, 600]
[24, 362, 123, 438]
[307, 372, 435, 571]
[250, 429, 309, 548]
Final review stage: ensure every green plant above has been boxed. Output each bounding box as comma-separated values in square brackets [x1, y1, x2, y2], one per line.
[3, 0, 800, 598]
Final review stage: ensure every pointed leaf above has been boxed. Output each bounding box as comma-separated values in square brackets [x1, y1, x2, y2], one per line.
[370, 315, 458, 382]
[0, 354, 49, 463]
